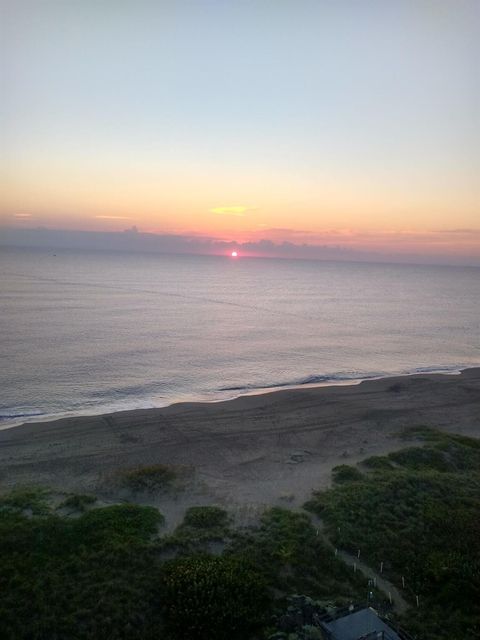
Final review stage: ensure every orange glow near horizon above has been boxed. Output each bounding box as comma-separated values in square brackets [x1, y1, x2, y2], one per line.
[2, 194, 480, 262]
[2, 2, 479, 265]
[1, 78, 478, 262]
[2, 166, 478, 242]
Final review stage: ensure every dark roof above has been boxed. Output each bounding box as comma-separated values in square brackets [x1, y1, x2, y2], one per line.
[321, 607, 402, 640]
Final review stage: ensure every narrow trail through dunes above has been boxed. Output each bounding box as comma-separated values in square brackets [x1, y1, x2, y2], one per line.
[310, 514, 409, 614]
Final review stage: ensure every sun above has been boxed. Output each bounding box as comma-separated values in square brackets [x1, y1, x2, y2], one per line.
[231, 251, 238, 257]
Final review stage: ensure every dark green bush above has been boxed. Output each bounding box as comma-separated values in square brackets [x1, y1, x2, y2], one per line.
[160, 555, 269, 640]
[182, 506, 230, 529]
[76, 504, 164, 546]
[331, 465, 364, 484]
[388, 447, 451, 472]
[117, 464, 178, 491]
[0, 503, 166, 639]
[0, 486, 50, 515]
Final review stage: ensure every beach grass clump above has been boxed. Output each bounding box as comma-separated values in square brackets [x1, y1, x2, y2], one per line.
[116, 463, 181, 492]
[447, 432, 480, 449]
[331, 464, 364, 484]
[0, 486, 51, 515]
[182, 505, 230, 530]
[58, 493, 97, 513]
[362, 455, 394, 470]
[400, 425, 444, 441]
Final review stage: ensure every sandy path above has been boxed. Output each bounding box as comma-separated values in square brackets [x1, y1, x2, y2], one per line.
[1, 369, 479, 523]
[309, 514, 409, 614]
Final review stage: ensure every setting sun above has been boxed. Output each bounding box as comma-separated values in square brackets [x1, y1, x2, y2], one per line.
[231, 251, 238, 258]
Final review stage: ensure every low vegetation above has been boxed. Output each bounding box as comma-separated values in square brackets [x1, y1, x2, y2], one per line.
[158, 506, 232, 555]
[115, 463, 180, 492]
[0, 502, 165, 639]
[227, 507, 368, 603]
[58, 493, 97, 513]
[305, 428, 480, 639]
[182, 505, 230, 530]
[0, 486, 51, 515]
[160, 555, 269, 640]
[331, 464, 364, 484]
[1, 428, 478, 639]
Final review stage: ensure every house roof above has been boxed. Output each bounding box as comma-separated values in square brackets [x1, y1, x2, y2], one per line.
[321, 607, 402, 640]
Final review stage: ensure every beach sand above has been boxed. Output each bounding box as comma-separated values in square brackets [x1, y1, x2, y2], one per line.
[1, 369, 479, 525]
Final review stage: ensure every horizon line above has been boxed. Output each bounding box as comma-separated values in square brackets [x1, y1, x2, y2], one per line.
[1, 224, 480, 269]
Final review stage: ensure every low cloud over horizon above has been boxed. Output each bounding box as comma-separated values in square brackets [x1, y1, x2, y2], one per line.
[1, 224, 479, 268]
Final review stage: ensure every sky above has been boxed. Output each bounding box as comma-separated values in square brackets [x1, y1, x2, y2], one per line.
[1, 0, 479, 264]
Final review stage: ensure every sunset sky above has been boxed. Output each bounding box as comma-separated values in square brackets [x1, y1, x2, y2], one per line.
[1, 1, 479, 262]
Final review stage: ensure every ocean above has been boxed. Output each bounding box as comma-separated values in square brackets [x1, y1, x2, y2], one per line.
[1, 246, 479, 428]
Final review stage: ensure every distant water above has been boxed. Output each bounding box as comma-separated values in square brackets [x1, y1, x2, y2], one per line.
[1, 247, 479, 428]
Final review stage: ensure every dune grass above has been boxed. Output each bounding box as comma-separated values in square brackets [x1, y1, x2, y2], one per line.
[305, 428, 480, 639]
[113, 463, 193, 494]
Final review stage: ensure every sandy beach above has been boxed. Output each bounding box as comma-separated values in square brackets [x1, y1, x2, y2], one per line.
[1, 369, 479, 524]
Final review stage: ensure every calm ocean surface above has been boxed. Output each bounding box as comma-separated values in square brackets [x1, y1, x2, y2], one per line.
[1, 247, 479, 428]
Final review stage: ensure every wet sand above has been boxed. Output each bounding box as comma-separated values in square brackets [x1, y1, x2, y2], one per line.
[1, 369, 479, 523]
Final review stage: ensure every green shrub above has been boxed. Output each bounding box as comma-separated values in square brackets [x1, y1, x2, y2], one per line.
[160, 555, 269, 640]
[0, 486, 50, 515]
[388, 447, 451, 472]
[331, 465, 363, 484]
[158, 506, 231, 556]
[0, 504, 166, 639]
[76, 504, 164, 546]
[117, 464, 178, 491]
[182, 506, 230, 529]
[227, 508, 366, 601]
[448, 433, 480, 450]
[389, 433, 480, 473]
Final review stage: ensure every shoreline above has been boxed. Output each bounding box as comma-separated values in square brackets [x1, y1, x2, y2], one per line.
[0, 363, 474, 432]
[1, 367, 479, 525]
